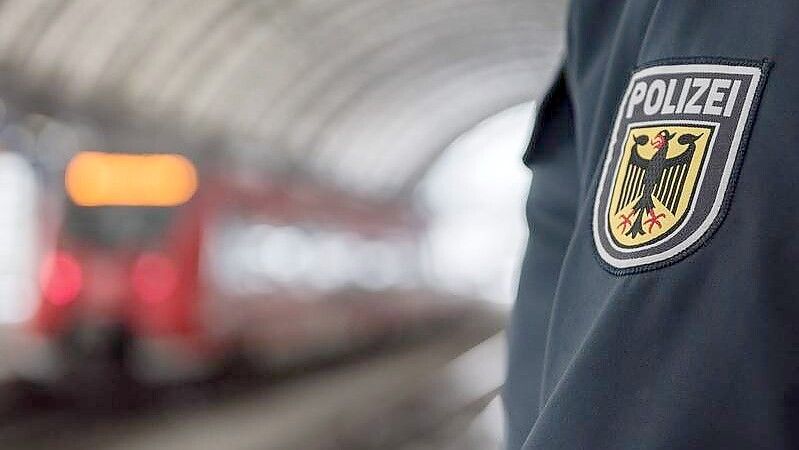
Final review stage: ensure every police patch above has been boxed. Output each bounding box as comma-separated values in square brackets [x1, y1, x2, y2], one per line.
[593, 59, 770, 272]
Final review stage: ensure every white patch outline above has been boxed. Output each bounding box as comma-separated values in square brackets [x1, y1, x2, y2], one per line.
[603, 119, 719, 253]
[593, 63, 762, 269]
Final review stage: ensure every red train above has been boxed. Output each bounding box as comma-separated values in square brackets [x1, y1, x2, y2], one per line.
[13, 151, 462, 385]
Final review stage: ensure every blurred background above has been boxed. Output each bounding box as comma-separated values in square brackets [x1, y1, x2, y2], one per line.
[0, 1, 565, 448]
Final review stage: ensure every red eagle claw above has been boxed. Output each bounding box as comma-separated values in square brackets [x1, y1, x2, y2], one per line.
[617, 210, 634, 232]
[644, 208, 666, 233]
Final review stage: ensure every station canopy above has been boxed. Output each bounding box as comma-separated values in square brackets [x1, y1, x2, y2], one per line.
[0, 0, 565, 199]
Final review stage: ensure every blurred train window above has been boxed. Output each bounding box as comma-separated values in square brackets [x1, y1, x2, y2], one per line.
[419, 102, 535, 304]
[204, 219, 420, 296]
[63, 205, 174, 248]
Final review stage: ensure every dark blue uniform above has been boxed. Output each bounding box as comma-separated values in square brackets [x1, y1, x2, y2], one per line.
[504, 1, 799, 448]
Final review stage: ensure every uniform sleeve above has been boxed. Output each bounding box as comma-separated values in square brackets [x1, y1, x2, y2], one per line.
[521, 2, 799, 449]
[503, 72, 580, 450]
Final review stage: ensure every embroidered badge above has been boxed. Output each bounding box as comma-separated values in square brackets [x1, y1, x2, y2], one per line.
[593, 59, 770, 272]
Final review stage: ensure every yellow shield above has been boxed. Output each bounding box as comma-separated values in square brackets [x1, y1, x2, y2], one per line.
[607, 124, 713, 248]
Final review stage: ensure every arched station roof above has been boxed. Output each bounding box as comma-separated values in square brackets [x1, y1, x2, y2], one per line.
[0, 0, 566, 198]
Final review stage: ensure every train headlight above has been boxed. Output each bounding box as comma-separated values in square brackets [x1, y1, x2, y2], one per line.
[40, 251, 83, 306]
[131, 252, 178, 304]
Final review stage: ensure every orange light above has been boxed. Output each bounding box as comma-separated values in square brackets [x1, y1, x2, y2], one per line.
[65, 151, 197, 207]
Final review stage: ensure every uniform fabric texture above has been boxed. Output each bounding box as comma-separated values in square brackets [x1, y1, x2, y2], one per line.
[505, 1, 799, 448]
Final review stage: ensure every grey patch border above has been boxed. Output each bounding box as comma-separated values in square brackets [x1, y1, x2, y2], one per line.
[592, 59, 770, 272]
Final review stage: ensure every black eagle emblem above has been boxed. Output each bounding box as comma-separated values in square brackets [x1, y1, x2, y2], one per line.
[615, 130, 703, 239]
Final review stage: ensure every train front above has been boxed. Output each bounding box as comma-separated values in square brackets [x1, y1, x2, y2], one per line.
[25, 151, 208, 386]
